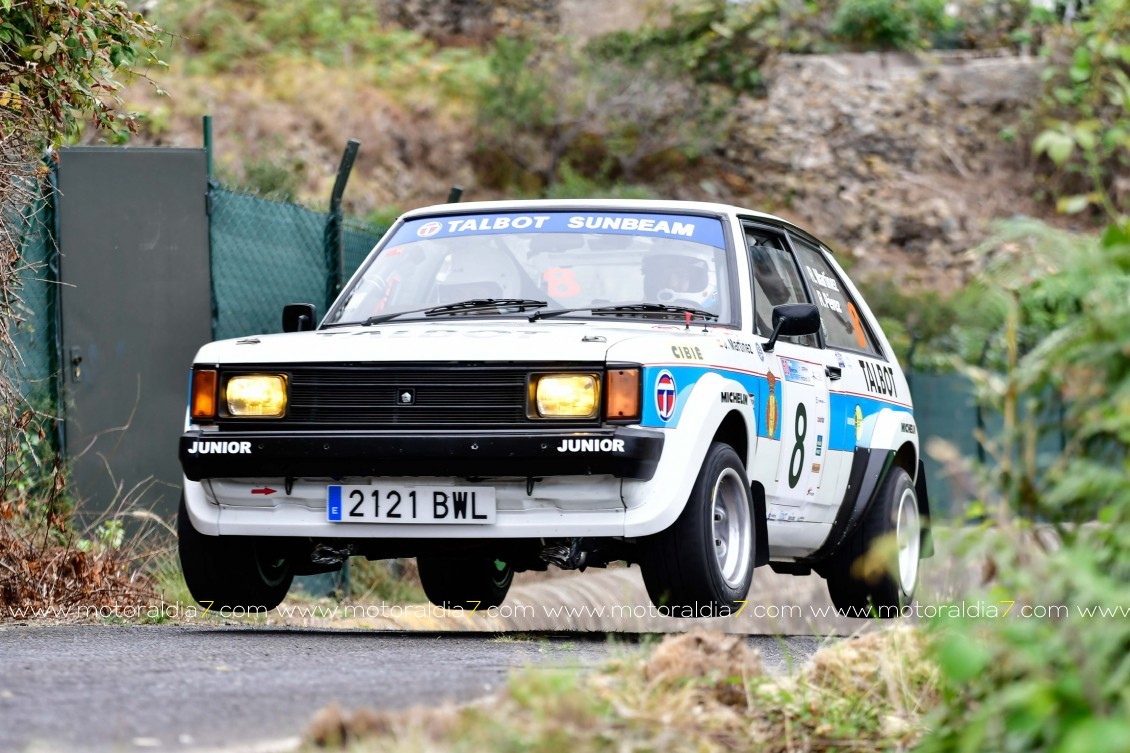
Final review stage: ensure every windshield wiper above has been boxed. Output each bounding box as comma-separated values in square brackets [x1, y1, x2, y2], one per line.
[530, 302, 719, 322]
[363, 298, 547, 325]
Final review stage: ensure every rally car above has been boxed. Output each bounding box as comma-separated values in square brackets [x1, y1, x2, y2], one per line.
[178, 199, 932, 617]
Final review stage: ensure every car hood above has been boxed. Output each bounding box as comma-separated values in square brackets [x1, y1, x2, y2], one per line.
[192, 319, 697, 365]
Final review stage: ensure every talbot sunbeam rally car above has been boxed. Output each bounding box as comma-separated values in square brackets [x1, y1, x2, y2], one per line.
[178, 199, 932, 617]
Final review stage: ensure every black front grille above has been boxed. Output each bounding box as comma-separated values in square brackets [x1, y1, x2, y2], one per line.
[218, 364, 601, 429]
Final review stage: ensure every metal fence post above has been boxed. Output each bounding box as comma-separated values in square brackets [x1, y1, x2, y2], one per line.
[325, 140, 360, 310]
[203, 115, 219, 337]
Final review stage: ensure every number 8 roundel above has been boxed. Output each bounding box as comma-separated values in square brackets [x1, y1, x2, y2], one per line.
[655, 370, 677, 422]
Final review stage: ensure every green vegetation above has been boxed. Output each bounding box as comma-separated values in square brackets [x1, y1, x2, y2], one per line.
[306, 628, 937, 752]
[2, 2, 162, 620]
[149, 0, 489, 103]
[830, 0, 952, 51]
[586, 0, 832, 95]
[0, 0, 163, 145]
[1032, 0, 1130, 220]
[349, 559, 426, 605]
[472, 35, 726, 194]
[918, 207, 1130, 750]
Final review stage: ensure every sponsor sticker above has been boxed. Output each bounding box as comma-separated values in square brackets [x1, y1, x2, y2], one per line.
[780, 357, 814, 385]
[858, 359, 899, 398]
[670, 344, 704, 361]
[655, 370, 677, 422]
[391, 212, 727, 249]
[766, 371, 779, 437]
[185, 440, 251, 455]
[557, 438, 625, 453]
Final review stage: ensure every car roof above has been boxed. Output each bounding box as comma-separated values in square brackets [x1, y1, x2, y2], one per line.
[399, 199, 829, 250]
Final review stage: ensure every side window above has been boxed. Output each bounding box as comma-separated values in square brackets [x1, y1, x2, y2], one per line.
[744, 225, 817, 347]
[789, 235, 878, 355]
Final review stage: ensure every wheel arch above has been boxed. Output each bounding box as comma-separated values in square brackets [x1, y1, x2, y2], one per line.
[622, 371, 758, 537]
[808, 414, 924, 568]
[712, 409, 749, 468]
[711, 410, 769, 568]
[891, 440, 934, 558]
[892, 441, 917, 477]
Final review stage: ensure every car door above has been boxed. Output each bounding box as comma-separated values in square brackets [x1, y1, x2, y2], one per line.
[786, 233, 898, 507]
[742, 223, 831, 513]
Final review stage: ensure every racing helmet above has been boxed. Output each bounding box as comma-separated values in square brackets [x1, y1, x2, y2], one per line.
[642, 249, 719, 311]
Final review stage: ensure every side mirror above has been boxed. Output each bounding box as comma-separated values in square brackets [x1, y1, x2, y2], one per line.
[282, 303, 317, 333]
[764, 303, 820, 352]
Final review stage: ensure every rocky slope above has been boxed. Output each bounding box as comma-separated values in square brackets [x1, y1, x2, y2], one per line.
[723, 51, 1045, 285]
[123, 1, 1049, 285]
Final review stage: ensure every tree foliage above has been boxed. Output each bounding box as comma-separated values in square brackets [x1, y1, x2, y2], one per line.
[0, 0, 163, 146]
[1, 2, 162, 528]
[1032, 0, 1130, 220]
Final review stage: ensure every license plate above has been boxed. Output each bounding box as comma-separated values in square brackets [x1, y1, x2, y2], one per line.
[327, 485, 496, 524]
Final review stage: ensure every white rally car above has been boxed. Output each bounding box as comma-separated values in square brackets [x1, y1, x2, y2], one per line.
[178, 199, 932, 617]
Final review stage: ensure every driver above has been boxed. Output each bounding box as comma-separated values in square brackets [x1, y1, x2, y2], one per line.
[642, 251, 719, 312]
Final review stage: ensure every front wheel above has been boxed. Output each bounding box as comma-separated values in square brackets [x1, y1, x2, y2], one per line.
[177, 494, 294, 612]
[417, 554, 513, 610]
[825, 465, 921, 618]
[640, 442, 755, 612]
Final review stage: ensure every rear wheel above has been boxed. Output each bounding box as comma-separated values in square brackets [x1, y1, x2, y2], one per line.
[640, 442, 754, 611]
[826, 466, 921, 618]
[417, 554, 513, 610]
[177, 494, 294, 611]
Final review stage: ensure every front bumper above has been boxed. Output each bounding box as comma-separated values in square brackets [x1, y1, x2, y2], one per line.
[179, 427, 664, 482]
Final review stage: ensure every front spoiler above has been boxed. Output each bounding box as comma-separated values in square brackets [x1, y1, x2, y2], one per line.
[179, 428, 664, 481]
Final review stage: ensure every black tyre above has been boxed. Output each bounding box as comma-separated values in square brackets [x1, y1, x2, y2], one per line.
[417, 554, 513, 610]
[177, 494, 294, 612]
[826, 466, 921, 618]
[640, 442, 755, 611]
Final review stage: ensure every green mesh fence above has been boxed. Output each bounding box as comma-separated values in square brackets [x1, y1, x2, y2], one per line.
[342, 216, 384, 280]
[208, 185, 385, 340]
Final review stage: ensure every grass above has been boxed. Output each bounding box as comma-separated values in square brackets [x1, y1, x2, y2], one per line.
[348, 558, 426, 604]
[304, 626, 938, 752]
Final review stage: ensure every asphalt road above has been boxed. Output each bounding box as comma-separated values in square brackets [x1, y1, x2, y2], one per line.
[0, 625, 822, 753]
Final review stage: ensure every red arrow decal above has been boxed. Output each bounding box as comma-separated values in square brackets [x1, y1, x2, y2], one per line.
[251, 487, 277, 496]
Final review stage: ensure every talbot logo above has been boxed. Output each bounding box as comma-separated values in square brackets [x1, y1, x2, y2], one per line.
[398, 389, 415, 405]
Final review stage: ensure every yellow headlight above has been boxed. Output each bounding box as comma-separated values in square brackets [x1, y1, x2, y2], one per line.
[225, 375, 287, 417]
[533, 374, 599, 418]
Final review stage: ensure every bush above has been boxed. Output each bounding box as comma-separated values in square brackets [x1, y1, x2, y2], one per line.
[587, 0, 837, 96]
[831, 0, 918, 50]
[472, 35, 727, 193]
[1031, 0, 1130, 220]
[920, 216, 1130, 752]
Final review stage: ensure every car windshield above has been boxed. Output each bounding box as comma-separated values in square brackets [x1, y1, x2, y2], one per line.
[326, 210, 734, 326]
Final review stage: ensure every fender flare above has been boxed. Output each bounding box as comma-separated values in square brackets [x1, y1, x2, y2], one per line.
[808, 410, 932, 567]
[622, 371, 759, 538]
